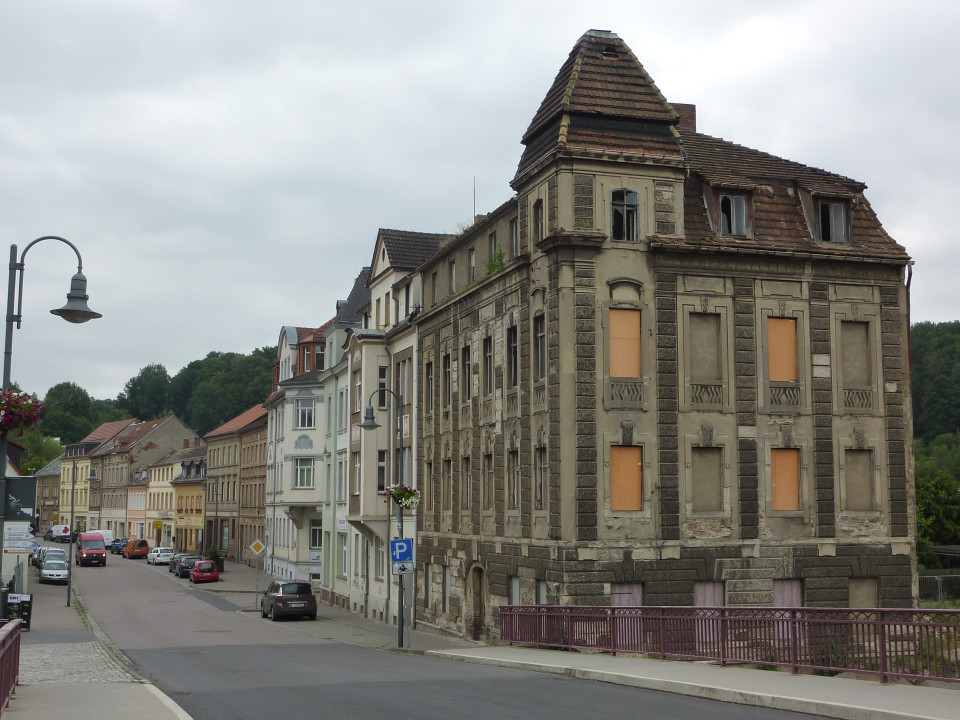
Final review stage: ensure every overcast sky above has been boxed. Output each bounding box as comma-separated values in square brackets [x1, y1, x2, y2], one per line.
[1, 1, 957, 401]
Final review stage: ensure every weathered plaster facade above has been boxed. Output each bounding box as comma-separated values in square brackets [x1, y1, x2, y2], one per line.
[414, 30, 914, 640]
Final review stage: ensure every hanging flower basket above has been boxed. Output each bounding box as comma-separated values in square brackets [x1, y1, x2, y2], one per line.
[0, 390, 42, 436]
[380, 484, 421, 509]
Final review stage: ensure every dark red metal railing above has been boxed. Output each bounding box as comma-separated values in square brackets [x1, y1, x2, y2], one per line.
[499, 605, 960, 684]
[0, 618, 21, 714]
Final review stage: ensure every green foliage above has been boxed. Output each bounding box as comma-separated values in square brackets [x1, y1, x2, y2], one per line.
[911, 321, 960, 442]
[42, 382, 91, 418]
[168, 348, 274, 435]
[117, 363, 171, 420]
[17, 427, 64, 475]
[486, 246, 505, 274]
[37, 409, 92, 444]
[915, 433, 960, 566]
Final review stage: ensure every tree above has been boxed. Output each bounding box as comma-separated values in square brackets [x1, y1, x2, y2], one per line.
[17, 427, 64, 475]
[42, 382, 92, 418]
[117, 363, 171, 420]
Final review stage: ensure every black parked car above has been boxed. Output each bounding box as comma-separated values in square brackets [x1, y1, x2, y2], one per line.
[175, 556, 202, 578]
[261, 581, 317, 621]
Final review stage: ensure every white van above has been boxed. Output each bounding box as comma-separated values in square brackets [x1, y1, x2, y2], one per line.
[92, 529, 114, 547]
[50, 524, 71, 543]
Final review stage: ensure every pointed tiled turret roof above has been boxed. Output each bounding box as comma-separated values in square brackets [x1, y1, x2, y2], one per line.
[515, 29, 682, 182]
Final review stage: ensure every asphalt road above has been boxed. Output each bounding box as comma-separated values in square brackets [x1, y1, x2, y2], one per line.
[71, 557, 827, 720]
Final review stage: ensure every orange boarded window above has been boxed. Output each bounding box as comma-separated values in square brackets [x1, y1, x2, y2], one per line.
[771, 448, 800, 511]
[611, 445, 643, 510]
[610, 309, 642, 377]
[767, 317, 797, 382]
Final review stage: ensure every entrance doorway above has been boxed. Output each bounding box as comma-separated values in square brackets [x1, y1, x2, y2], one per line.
[467, 565, 486, 640]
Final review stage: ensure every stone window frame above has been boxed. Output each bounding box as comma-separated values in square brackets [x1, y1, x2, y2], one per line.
[757, 302, 810, 415]
[761, 440, 809, 519]
[834, 434, 887, 520]
[830, 304, 883, 417]
[678, 296, 735, 412]
[602, 278, 648, 412]
[602, 430, 655, 522]
[611, 188, 640, 242]
[681, 432, 734, 521]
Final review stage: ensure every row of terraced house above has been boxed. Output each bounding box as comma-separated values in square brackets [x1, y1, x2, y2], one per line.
[37, 30, 917, 642]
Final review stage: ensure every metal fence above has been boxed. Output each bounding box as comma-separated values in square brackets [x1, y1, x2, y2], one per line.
[499, 605, 960, 684]
[0, 619, 21, 714]
[920, 575, 960, 604]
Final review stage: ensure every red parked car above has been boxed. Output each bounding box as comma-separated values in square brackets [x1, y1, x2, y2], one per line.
[189, 559, 220, 583]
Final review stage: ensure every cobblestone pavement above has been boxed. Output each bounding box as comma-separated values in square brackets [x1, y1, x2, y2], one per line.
[19, 641, 134, 684]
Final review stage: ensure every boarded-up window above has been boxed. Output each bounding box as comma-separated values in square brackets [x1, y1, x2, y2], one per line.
[768, 317, 797, 382]
[692, 447, 723, 512]
[771, 448, 800, 511]
[694, 581, 724, 606]
[841, 321, 871, 387]
[611, 445, 642, 510]
[610, 309, 642, 377]
[690, 313, 721, 382]
[844, 449, 874, 511]
[849, 578, 878, 608]
[611, 583, 644, 606]
[774, 579, 802, 607]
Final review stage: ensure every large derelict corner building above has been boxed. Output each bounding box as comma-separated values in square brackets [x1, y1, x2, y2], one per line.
[415, 30, 913, 639]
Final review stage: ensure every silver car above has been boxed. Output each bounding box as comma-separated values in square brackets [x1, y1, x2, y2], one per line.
[39, 559, 69, 584]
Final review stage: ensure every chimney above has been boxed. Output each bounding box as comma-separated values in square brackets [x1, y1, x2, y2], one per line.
[672, 103, 696, 132]
[183, 439, 189, 449]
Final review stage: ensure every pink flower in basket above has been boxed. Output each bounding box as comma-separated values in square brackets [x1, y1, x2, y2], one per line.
[0, 390, 43, 436]
[379, 484, 421, 509]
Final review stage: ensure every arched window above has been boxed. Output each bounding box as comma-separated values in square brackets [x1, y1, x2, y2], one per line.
[612, 189, 639, 242]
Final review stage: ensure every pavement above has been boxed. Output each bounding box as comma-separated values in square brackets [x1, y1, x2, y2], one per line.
[2, 557, 958, 720]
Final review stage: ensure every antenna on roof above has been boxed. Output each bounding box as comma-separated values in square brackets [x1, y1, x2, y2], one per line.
[473, 177, 476, 219]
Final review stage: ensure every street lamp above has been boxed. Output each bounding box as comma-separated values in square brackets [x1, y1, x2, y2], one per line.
[0, 236, 100, 599]
[359, 388, 408, 648]
[67, 461, 96, 608]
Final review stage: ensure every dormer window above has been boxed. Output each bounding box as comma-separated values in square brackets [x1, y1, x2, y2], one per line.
[818, 200, 849, 244]
[720, 194, 747, 236]
[612, 189, 639, 242]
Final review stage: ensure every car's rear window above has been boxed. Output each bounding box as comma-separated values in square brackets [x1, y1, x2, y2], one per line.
[196, 562, 215, 571]
[44, 561, 66, 570]
[281, 583, 312, 595]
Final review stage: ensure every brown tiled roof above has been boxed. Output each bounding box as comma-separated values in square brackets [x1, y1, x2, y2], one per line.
[657, 131, 909, 262]
[114, 418, 166, 451]
[679, 131, 863, 195]
[81, 419, 138, 444]
[517, 30, 682, 179]
[378, 229, 450, 270]
[205, 404, 268, 439]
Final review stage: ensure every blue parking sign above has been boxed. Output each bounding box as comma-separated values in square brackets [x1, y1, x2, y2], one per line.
[390, 538, 414, 563]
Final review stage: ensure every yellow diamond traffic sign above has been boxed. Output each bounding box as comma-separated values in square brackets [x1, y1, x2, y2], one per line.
[250, 539, 265, 555]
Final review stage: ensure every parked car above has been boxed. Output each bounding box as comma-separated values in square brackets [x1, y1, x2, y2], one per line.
[174, 556, 202, 578]
[43, 529, 53, 541]
[146, 547, 174, 565]
[260, 581, 317, 621]
[169, 552, 190, 572]
[39, 559, 69, 584]
[110, 537, 130, 554]
[122, 538, 150, 559]
[39, 547, 67, 569]
[76, 531, 107, 566]
[189, 560, 219, 583]
[33, 546, 49, 568]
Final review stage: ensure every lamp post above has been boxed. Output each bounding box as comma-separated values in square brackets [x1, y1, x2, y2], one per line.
[66, 460, 96, 607]
[359, 388, 407, 648]
[0, 236, 100, 598]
